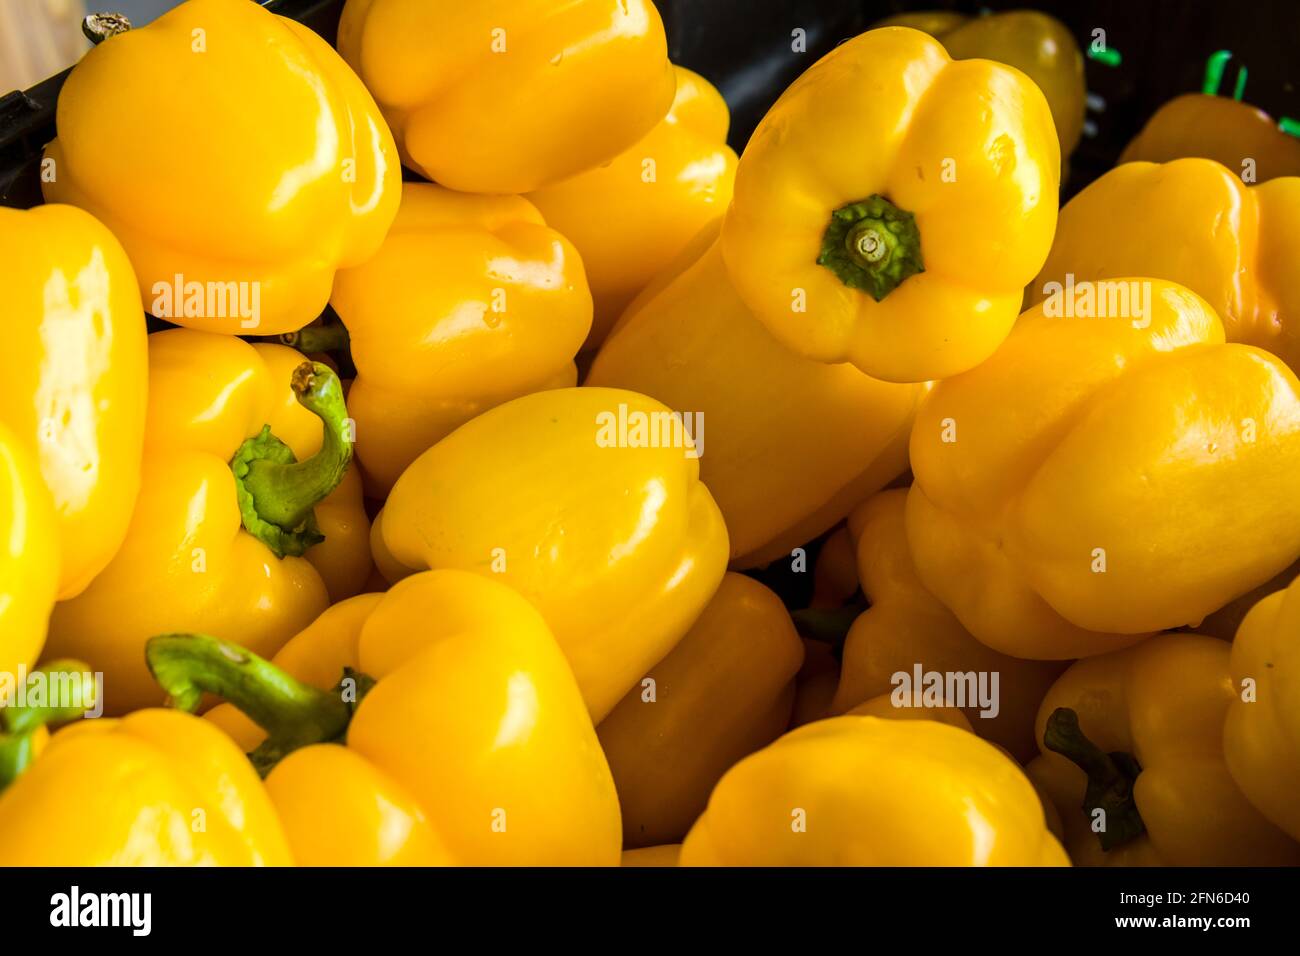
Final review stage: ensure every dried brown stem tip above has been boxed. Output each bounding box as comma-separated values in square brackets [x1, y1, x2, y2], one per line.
[82, 13, 132, 45]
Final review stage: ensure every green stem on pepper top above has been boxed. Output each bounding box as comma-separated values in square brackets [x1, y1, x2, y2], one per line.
[146, 633, 374, 777]
[817, 195, 924, 301]
[1043, 706, 1147, 852]
[230, 361, 353, 558]
[0, 661, 99, 793]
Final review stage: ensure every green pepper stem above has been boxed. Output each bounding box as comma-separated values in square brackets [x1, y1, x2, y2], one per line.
[1043, 707, 1147, 852]
[278, 323, 350, 354]
[145, 634, 369, 777]
[230, 361, 353, 558]
[0, 661, 99, 793]
[817, 195, 924, 300]
[0, 734, 39, 793]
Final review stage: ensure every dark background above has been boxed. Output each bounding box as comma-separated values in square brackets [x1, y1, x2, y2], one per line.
[3, 0, 1298, 206]
[662, 0, 1299, 193]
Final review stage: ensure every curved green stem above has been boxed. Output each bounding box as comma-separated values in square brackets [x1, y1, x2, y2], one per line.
[817, 195, 924, 300]
[1044, 707, 1146, 852]
[0, 661, 99, 793]
[146, 634, 372, 777]
[230, 361, 353, 558]
[278, 323, 350, 354]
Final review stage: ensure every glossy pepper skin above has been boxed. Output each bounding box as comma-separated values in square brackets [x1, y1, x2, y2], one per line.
[0, 204, 147, 599]
[1027, 634, 1300, 866]
[588, 226, 923, 568]
[810, 526, 859, 609]
[337, 0, 674, 194]
[719, 26, 1059, 383]
[830, 489, 1064, 762]
[0, 425, 58, 693]
[846, 691, 973, 733]
[1225, 573, 1300, 841]
[875, 10, 1085, 159]
[907, 279, 1300, 660]
[527, 66, 738, 352]
[1031, 159, 1300, 375]
[1120, 95, 1300, 181]
[156, 570, 622, 866]
[621, 845, 680, 867]
[202, 595, 446, 865]
[47, 330, 368, 714]
[598, 573, 803, 848]
[379, 386, 728, 723]
[680, 716, 1068, 866]
[0, 708, 291, 865]
[331, 183, 591, 493]
[43, 0, 400, 336]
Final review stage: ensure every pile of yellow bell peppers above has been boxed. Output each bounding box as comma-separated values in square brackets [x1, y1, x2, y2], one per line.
[1, 0, 1299, 869]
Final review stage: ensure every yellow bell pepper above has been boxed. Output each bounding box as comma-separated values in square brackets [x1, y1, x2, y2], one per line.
[719, 26, 1060, 383]
[875, 10, 1085, 159]
[854, 692, 1071, 857]
[791, 528, 859, 727]
[527, 65, 738, 351]
[203, 593, 381, 751]
[1027, 633, 1300, 866]
[679, 715, 1068, 866]
[907, 278, 1300, 660]
[330, 183, 592, 493]
[307, 469, 373, 605]
[790, 639, 840, 729]
[1225, 572, 1300, 842]
[810, 526, 859, 609]
[377, 386, 728, 722]
[200, 595, 451, 866]
[846, 691, 973, 733]
[0, 204, 147, 600]
[46, 330, 369, 714]
[0, 426, 58, 696]
[588, 226, 923, 568]
[830, 489, 1064, 762]
[853, 687, 1071, 851]
[621, 845, 680, 867]
[1121, 94, 1300, 181]
[43, 0, 400, 336]
[151, 570, 622, 866]
[0, 706, 291, 865]
[1030, 158, 1300, 374]
[337, 0, 675, 194]
[598, 573, 803, 847]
